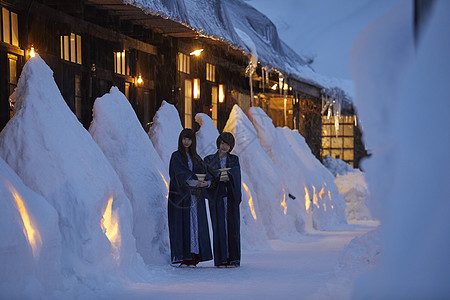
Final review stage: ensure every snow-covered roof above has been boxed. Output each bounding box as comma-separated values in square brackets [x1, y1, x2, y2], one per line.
[123, 0, 354, 100]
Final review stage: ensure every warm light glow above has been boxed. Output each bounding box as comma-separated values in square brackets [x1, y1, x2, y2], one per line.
[319, 186, 325, 199]
[159, 171, 169, 197]
[312, 186, 320, 209]
[329, 191, 334, 209]
[271, 83, 277, 90]
[8, 183, 42, 258]
[304, 187, 311, 211]
[136, 75, 143, 85]
[29, 47, 36, 58]
[243, 182, 257, 220]
[193, 78, 200, 99]
[101, 196, 121, 262]
[280, 187, 288, 215]
[218, 84, 225, 103]
[190, 49, 203, 56]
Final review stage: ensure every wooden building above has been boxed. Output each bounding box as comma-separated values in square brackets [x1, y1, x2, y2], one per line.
[0, 0, 249, 131]
[0, 0, 366, 167]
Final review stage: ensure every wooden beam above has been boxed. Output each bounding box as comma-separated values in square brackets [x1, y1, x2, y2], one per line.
[33, 2, 157, 55]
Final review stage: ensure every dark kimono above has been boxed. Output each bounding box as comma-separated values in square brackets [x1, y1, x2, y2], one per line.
[205, 152, 242, 266]
[168, 150, 213, 264]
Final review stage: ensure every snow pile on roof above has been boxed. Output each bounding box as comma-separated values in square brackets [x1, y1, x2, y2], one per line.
[89, 87, 170, 265]
[0, 55, 142, 295]
[0, 158, 61, 298]
[223, 105, 299, 239]
[148, 100, 183, 170]
[195, 113, 269, 249]
[351, 1, 450, 297]
[126, 0, 353, 99]
[248, 107, 347, 229]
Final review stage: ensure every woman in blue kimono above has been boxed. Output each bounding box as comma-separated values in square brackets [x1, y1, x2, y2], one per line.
[205, 132, 242, 267]
[168, 128, 213, 267]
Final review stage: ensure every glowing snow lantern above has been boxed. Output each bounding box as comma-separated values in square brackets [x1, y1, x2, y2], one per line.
[243, 182, 257, 220]
[8, 183, 42, 258]
[101, 196, 121, 262]
[280, 187, 288, 215]
[304, 186, 311, 211]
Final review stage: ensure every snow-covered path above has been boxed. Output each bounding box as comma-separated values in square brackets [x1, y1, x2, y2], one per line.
[101, 224, 375, 300]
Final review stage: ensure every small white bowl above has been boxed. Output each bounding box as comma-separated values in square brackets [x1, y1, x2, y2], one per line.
[196, 174, 206, 181]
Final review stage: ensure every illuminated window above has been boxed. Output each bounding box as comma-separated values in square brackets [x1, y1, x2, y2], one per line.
[218, 84, 225, 103]
[60, 33, 82, 64]
[184, 79, 192, 128]
[8, 53, 17, 118]
[177, 52, 190, 74]
[2, 7, 18, 46]
[321, 115, 355, 166]
[206, 63, 215, 82]
[113, 51, 127, 75]
[211, 86, 218, 127]
[193, 78, 200, 99]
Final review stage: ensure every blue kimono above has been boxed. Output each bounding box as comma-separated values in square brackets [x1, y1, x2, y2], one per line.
[168, 150, 213, 264]
[205, 152, 242, 266]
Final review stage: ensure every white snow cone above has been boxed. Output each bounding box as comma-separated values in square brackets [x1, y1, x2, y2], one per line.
[223, 105, 295, 239]
[0, 55, 139, 285]
[90, 87, 170, 264]
[148, 100, 183, 170]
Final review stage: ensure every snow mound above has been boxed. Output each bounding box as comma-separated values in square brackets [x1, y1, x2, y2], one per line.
[323, 155, 372, 221]
[89, 87, 170, 265]
[195, 113, 269, 249]
[277, 127, 347, 229]
[0, 55, 140, 291]
[336, 228, 381, 275]
[0, 157, 61, 298]
[148, 100, 183, 170]
[248, 107, 307, 231]
[322, 154, 354, 176]
[223, 105, 295, 239]
[352, 1, 450, 297]
[195, 113, 220, 159]
[336, 170, 372, 221]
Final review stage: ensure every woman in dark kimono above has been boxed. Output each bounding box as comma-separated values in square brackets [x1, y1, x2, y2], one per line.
[205, 132, 242, 267]
[168, 128, 213, 267]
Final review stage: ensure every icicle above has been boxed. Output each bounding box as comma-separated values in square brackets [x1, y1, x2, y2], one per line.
[279, 73, 283, 95]
[245, 55, 257, 106]
[333, 97, 341, 137]
[327, 96, 332, 119]
[262, 67, 265, 93]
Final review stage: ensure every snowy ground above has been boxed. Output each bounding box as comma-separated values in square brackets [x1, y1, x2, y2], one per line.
[98, 223, 377, 300]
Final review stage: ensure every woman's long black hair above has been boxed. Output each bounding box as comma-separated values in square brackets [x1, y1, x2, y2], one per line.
[178, 128, 202, 165]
